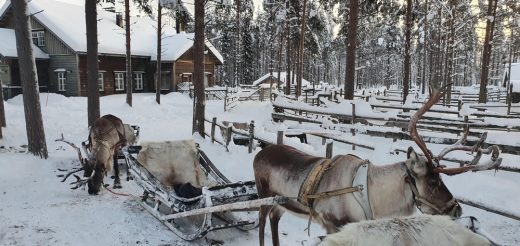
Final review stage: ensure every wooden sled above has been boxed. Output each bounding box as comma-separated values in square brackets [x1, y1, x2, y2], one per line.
[121, 140, 287, 241]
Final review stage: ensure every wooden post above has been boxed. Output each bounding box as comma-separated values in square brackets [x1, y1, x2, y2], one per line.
[351, 128, 356, 150]
[210, 117, 217, 143]
[224, 86, 228, 112]
[507, 84, 512, 115]
[326, 140, 333, 158]
[277, 130, 284, 145]
[351, 103, 356, 123]
[322, 137, 326, 145]
[365, 95, 369, 102]
[248, 120, 255, 153]
[457, 99, 462, 117]
[225, 126, 232, 151]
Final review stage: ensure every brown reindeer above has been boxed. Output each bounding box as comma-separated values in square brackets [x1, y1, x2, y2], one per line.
[253, 86, 502, 246]
[58, 115, 135, 195]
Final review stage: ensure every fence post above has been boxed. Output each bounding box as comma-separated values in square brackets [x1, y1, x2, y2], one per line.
[225, 126, 232, 152]
[211, 117, 217, 143]
[322, 136, 326, 145]
[351, 103, 356, 124]
[457, 99, 462, 117]
[508, 84, 512, 115]
[224, 86, 228, 112]
[326, 140, 333, 158]
[277, 131, 284, 145]
[248, 120, 255, 153]
[351, 128, 356, 150]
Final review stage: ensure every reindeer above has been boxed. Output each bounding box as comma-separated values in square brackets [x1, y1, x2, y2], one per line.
[319, 215, 492, 246]
[57, 115, 137, 195]
[253, 86, 502, 246]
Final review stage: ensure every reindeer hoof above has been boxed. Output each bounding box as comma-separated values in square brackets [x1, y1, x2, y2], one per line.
[113, 183, 123, 189]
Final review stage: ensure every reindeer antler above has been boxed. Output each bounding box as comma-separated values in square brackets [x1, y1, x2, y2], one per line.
[433, 130, 502, 176]
[408, 89, 502, 175]
[55, 133, 86, 166]
[55, 134, 92, 187]
[408, 84, 451, 167]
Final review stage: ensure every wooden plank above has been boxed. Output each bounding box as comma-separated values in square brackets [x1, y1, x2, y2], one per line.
[159, 196, 289, 220]
[457, 197, 520, 221]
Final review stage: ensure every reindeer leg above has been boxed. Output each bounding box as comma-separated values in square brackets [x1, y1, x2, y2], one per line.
[258, 205, 270, 246]
[112, 151, 122, 189]
[269, 205, 285, 246]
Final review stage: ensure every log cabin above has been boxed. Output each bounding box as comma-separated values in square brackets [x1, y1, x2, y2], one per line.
[0, 0, 223, 99]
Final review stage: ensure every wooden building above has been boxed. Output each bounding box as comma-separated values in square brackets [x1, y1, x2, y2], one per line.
[0, 28, 49, 99]
[0, 0, 223, 98]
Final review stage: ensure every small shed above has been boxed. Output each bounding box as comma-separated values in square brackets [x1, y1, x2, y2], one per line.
[504, 63, 520, 103]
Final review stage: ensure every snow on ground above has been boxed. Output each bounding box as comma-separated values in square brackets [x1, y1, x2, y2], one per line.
[1, 92, 519, 245]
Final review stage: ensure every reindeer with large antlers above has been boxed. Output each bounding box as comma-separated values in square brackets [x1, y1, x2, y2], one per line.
[57, 115, 138, 195]
[253, 85, 502, 246]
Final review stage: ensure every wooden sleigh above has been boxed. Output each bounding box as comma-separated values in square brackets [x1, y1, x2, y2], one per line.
[120, 140, 287, 241]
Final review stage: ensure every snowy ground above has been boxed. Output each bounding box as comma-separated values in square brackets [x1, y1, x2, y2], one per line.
[0, 93, 519, 245]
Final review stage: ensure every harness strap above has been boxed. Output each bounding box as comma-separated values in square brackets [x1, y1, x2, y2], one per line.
[298, 159, 335, 207]
[305, 186, 362, 199]
[405, 175, 458, 215]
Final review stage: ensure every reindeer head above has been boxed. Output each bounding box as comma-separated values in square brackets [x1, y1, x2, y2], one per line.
[405, 85, 502, 218]
[56, 136, 118, 195]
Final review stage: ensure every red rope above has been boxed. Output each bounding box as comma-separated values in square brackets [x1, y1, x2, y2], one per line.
[104, 186, 136, 197]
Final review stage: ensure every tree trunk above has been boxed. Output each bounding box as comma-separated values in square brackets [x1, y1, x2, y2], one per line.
[156, 2, 162, 104]
[86, 0, 100, 126]
[235, 0, 241, 87]
[445, 0, 456, 106]
[421, 0, 428, 94]
[296, 0, 308, 98]
[478, 0, 498, 103]
[285, 3, 291, 95]
[0, 78, 5, 127]
[0, 82, 3, 137]
[192, 0, 205, 137]
[403, 0, 412, 104]
[125, 0, 132, 107]
[344, 0, 359, 100]
[12, 0, 48, 158]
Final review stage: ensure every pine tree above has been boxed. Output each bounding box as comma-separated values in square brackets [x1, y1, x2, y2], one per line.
[193, 0, 205, 137]
[86, 0, 100, 126]
[12, 0, 48, 158]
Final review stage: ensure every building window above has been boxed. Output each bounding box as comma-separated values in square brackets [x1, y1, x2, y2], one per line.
[98, 73, 104, 91]
[31, 30, 45, 47]
[115, 72, 125, 91]
[57, 72, 66, 91]
[135, 72, 143, 90]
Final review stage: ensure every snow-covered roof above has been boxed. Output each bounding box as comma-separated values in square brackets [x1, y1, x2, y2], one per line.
[142, 31, 224, 63]
[252, 72, 312, 87]
[0, 1, 9, 21]
[0, 28, 49, 59]
[0, 0, 223, 62]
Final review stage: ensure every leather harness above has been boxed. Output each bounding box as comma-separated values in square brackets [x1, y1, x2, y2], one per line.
[297, 155, 372, 233]
[297, 157, 458, 233]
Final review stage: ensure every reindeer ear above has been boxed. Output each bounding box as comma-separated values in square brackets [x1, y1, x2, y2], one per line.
[407, 147, 416, 160]
[406, 147, 427, 176]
